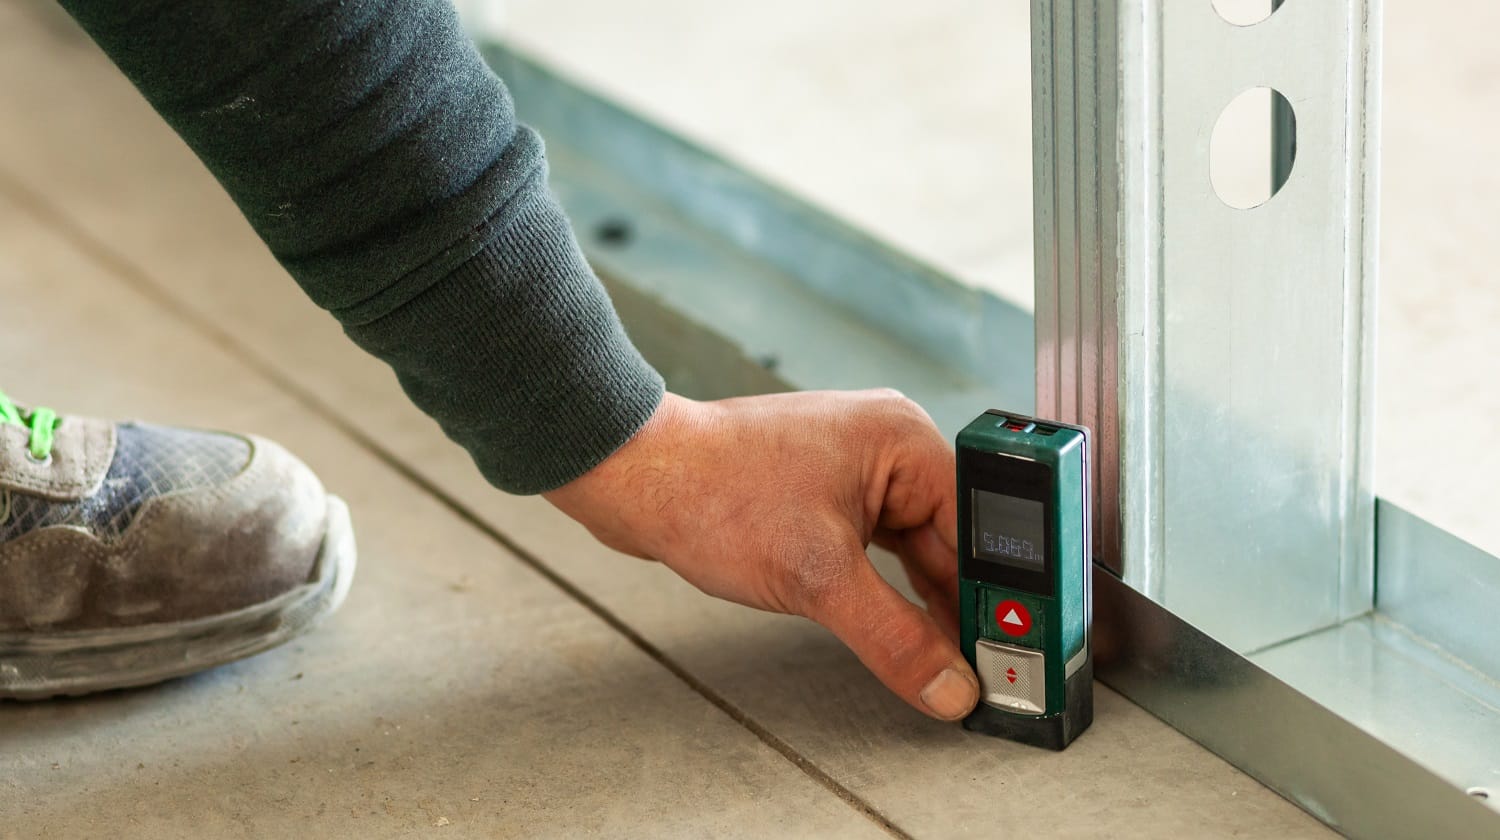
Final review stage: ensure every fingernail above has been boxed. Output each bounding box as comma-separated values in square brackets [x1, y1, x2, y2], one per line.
[920, 668, 978, 720]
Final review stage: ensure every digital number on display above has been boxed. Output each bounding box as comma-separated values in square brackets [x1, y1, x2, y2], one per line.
[979, 531, 1037, 561]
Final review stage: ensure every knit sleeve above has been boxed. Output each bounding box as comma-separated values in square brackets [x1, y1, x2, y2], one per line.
[58, 0, 664, 492]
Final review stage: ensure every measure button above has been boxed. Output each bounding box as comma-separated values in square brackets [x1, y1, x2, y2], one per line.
[975, 639, 1046, 715]
[994, 600, 1033, 638]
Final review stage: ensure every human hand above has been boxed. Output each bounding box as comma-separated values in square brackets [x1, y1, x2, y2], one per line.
[543, 390, 979, 721]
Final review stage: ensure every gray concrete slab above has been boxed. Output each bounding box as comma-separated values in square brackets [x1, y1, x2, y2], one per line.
[0, 195, 885, 838]
[0, 2, 1331, 837]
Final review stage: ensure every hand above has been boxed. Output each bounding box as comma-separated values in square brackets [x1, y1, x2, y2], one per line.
[543, 389, 980, 721]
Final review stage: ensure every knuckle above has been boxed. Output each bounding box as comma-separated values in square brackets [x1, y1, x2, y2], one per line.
[876, 389, 930, 423]
[871, 387, 907, 402]
[850, 388, 928, 430]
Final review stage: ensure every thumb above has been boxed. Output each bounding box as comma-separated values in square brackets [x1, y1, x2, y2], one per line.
[806, 534, 979, 721]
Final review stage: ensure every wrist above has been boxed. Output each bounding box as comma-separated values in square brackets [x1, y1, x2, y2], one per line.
[542, 391, 702, 509]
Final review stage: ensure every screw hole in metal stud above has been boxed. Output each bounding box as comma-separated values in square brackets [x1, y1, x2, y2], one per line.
[595, 217, 634, 248]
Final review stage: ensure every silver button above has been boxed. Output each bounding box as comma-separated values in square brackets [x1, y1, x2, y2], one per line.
[975, 639, 1047, 715]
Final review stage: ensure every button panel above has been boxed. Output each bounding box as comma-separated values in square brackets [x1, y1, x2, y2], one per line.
[974, 638, 1047, 715]
[979, 588, 1046, 648]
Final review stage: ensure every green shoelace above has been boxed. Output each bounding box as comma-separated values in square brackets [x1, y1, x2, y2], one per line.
[0, 389, 58, 461]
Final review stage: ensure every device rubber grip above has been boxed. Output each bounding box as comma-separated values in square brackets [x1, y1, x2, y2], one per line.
[961, 656, 1094, 750]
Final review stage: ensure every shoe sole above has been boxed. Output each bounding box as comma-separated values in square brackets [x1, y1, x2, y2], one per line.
[0, 495, 357, 700]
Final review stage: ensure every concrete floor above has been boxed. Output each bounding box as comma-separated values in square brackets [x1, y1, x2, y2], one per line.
[0, 1, 1374, 837]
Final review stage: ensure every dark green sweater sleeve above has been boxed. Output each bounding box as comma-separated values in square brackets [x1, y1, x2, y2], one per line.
[58, 0, 664, 494]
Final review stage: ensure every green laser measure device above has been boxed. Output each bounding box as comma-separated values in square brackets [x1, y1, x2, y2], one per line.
[957, 410, 1093, 750]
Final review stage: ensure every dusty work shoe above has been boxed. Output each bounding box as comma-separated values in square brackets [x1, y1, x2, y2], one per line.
[0, 390, 356, 699]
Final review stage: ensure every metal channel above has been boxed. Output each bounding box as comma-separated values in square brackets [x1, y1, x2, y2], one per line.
[1033, 0, 1379, 652]
[1376, 500, 1500, 683]
[1249, 612, 1500, 803]
[1095, 564, 1500, 837]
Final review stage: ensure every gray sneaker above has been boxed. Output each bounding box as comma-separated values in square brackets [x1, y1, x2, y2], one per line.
[0, 390, 356, 699]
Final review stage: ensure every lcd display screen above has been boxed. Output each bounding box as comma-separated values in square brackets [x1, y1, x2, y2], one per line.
[971, 489, 1046, 574]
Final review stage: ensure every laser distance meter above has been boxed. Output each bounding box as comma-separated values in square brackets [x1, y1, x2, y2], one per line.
[957, 410, 1092, 750]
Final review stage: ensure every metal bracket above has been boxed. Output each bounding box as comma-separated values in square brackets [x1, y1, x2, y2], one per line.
[1032, 0, 1379, 652]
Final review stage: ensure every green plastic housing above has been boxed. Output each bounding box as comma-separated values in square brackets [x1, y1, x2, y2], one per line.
[957, 410, 1092, 749]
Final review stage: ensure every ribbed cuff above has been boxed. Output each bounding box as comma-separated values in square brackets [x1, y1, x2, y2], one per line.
[342, 187, 665, 494]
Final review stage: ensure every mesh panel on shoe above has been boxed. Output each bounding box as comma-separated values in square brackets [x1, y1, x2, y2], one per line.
[0, 423, 251, 544]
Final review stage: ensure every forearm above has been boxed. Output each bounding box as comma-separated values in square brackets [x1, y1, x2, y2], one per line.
[60, 0, 663, 492]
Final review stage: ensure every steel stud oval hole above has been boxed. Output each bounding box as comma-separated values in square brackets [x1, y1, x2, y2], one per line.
[1212, 0, 1286, 27]
[1210, 87, 1297, 210]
